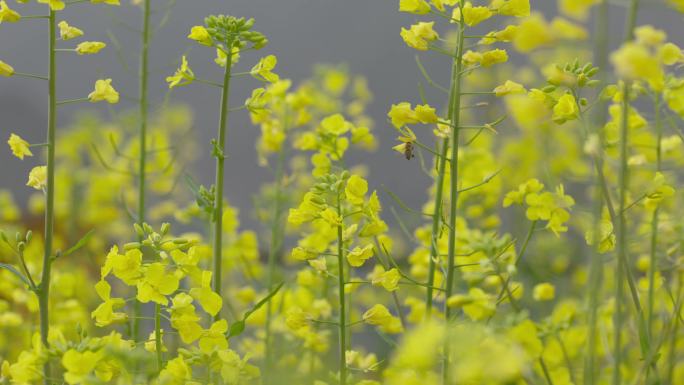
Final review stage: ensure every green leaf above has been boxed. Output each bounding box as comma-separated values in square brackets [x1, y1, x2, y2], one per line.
[228, 282, 284, 339]
[0, 263, 31, 287]
[60, 229, 95, 258]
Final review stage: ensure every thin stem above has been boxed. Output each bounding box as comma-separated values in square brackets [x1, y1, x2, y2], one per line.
[38, 11, 57, 385]
[264, 133, 288, 384]
[133, 0, 151, 343]
[426, 137, 448, 317]
[154, 303, 163, 371]
[212, 46, 234, 319]
[443, 3, 466, 383]
[646, 90, 663, 385]
[13, 72, 48, 80]
[336, 192, 347, 385]
[56, 97, 88, 105]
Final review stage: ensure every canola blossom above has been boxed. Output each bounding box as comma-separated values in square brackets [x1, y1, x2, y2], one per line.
[3, 0, 684, 385]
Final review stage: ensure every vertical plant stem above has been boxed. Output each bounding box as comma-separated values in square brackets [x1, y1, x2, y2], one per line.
[645, 88, 663, 385]
[212, 45, 233, 318]
[154, 303, 163, 371]
[443, 4, 466, 383]
[425, 136, 449, 317]
[614, 2, 649, 383]
[336, 193, 347, 385]
[585, 2, 610, 384]
[38, 10, 57, 385]
[133, 0, 151, 344]
[264, 144, 288, 383]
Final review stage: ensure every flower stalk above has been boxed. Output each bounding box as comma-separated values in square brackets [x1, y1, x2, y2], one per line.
[443, 2, 466, 383]
[133, 0, 151, 344]
[37, 10, 57, 385]
[212, 43, 234, 317]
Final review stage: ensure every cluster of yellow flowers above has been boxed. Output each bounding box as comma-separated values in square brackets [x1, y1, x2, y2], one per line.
[5, 0, 684, 384]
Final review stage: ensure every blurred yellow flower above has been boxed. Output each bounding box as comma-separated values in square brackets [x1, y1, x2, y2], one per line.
[7, 134, 33, 160]
[26, 166, 47, 190]
[75, 41, 106, 55]
[0, 1, 20, 23]
[88, 79, 119, 104]
[58, 21, 84, 41]
[0, 59, 14, 76]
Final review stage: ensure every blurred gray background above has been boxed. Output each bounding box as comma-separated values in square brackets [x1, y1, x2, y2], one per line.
[0, 0, 680, 229]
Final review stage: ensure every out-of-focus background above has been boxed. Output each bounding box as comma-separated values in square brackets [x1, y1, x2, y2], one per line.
[0, 0, 680, 227]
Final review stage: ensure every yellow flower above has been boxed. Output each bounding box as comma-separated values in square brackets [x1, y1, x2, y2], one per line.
[362, 304, 393, 325]
[61, 349, 100, 385]
[91, 0, 120, 4]
[7, 134, 33, 160]
[285, 307, 310, 330]
[166, 56, 195, 89]
[58, 21, 84, 40]
[558, 0, 596, 20]
[494, 0, 530, 17]
[533, 282, 555, 301]
[660, 43, 684, 65]
[320, 113, 351, 135]
[388, 102, 418, 128]
[26, 166, 47, 190]
[320, 207, 342, 227]
[414, 104, 439, 123]
[611, 42, 664, 90]
[345, 175, 368, 205]
[199, 319, 229, 353]
[399, 0, 431, 14]
[400, 21, 439, 51]
[88, 79, 119, 104]
[102, 246, 142, 284]
[552, 94, 579, 124]
[430, 0, 459, 12]
[75, 41, 106, 55]
[453, 3, 493, 27]
[136, 262, 180, 305]
[37, 0, 65, 11]
[91, 280, 127, 327]
[0, 1, 20, 23]
[0, 59, 14, 76]
[512, 13, 554, 52]
[644, 172, 676, 210]
[347, 244, 374, 267]
[169, 293, 203, 343]
[189, 271, 223, 317]
[494, 80, 526, 96]
[158, 357, 192, 385]
[251, 55, 279, 83]
[480, 49, 508, 67]
[635, 25, 667, 46]
[371, 268, 400, 291]
[188, 25, 213, 46]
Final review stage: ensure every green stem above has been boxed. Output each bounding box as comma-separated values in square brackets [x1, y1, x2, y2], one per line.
[264, 141, 288, 383]
[212, 44, 234, 319]
[38, 11, 57, 385]
[645, 86, 663, 385]
[133, 0, 151, 343]
[154, 303, 163, 371]
[443, 4, 466, 384]
[585, 4, 610, 385]
[336, 192, 347, 385]
[425, 137, 448, 317]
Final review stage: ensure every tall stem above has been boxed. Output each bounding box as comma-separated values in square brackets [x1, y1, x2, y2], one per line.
[133, 0, 151, 343]
[336, 193, 347, 385]
[38, 11, 57, 385]
[425, 137, 449, 316]
[212, 46, 233, 317]
[584, 2, 609, 384]
[264, 145, 288, 383]
[645, 82, 663, 385]
[443, 4, 466, 384]
[154, 303, 163, 371]
[613, 2, 642, 383]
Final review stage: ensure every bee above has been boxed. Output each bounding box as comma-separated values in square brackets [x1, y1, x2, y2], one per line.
[404, 141, 414, 160]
